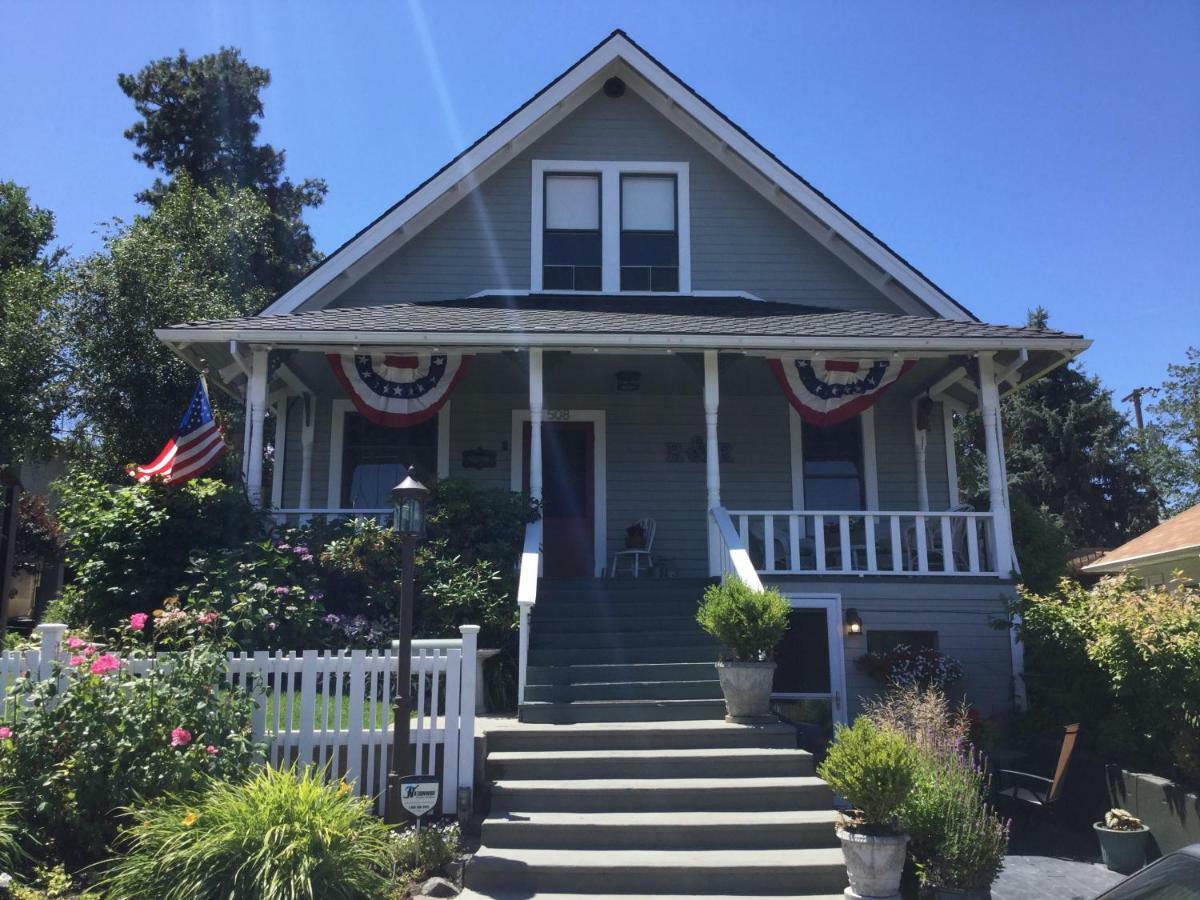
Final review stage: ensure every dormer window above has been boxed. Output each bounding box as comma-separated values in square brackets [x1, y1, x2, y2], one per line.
[620, 174, 678, 292]
[532, 160, 690, 293]
[543, 173, 601, 291]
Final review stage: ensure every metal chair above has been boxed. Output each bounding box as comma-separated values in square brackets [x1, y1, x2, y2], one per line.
[610, 517, 656, 578]
[904, 503, 975, 571]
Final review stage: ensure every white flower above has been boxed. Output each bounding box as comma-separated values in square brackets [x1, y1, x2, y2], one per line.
[0, 872, 13, 888]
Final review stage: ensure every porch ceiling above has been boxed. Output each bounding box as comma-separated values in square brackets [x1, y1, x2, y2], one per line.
[159, 293, 1087, 351]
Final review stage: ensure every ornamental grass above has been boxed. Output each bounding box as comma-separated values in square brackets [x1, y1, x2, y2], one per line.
[99, 765, 399, 900]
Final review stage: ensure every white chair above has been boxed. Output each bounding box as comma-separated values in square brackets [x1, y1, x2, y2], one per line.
[610, 518, 657, 578]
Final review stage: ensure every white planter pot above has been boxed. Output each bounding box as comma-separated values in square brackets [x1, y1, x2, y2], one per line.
[836, 829, 909, 900]
[714, 660, 776, 723]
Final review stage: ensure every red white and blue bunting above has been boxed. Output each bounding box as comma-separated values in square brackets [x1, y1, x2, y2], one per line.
[769, 356, 915, 427]
[326, 353, 472, 427]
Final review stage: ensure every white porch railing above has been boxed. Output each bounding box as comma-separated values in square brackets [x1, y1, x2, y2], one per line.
[711, 507, 766, 591]
[724, 509, 1003, 577]
[270, 508, 391, 526]
[1, 624, 477, 817]
[516, 520, 541, 705]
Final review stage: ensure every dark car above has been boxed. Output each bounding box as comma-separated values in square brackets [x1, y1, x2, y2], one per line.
[1093, 844, 1200, 899]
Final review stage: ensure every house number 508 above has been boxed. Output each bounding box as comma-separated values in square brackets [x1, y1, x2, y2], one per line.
[546, 409, 572, 421]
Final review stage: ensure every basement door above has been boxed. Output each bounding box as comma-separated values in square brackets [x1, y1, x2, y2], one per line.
[772, 594, 848, 729]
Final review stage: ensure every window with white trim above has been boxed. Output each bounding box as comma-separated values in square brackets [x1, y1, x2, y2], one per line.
[532, 160, 690, 294]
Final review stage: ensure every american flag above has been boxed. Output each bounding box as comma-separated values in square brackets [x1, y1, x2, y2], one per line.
[131, 379, 227, 484]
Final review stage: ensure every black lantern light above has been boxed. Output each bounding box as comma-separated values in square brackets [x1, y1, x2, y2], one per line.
[844, 608, 864, 636]
[391, 466, 429, 539]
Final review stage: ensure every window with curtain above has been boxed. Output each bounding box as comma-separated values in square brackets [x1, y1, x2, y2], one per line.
[620, 174, 678, 291]
[802, 417, 864, 510]
[543, 173, 601, 291]
[340, 413, 438, 509]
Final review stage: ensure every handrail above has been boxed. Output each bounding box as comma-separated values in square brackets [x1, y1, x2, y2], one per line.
[710, 507, 766, 592]
[516, 519, 542, 705]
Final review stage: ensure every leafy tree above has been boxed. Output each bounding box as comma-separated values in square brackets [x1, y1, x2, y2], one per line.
[957, 309, 1158, 562]
[1142, 347, 1200, 515]
[0, 181, 65, 465]
[61, 177, 277, 474]
[118, 47, 326, 294]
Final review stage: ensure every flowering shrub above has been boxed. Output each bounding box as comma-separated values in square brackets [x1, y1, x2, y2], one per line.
[0, 632, 259, 867]
[857, 644, 964, 689]
[1017, 574, 1200, 784]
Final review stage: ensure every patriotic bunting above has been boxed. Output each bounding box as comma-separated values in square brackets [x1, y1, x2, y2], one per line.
[130, 379, 227, 484]
[770, 356, 915, 426]
[326, 353, 471, 427]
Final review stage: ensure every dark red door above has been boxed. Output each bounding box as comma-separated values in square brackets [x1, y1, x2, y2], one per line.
[523, 421, 594, 578]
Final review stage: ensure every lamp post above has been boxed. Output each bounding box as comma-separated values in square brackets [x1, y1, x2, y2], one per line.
[385, 465, 429, 824]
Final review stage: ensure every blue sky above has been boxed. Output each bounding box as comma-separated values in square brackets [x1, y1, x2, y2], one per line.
[3, 1, 1197, 410]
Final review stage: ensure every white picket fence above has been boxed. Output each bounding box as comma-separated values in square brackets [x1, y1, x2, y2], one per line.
[0, 624, 477, 816]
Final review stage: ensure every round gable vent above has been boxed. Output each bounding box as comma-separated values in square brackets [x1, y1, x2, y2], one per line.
[603, 76, 626, 98]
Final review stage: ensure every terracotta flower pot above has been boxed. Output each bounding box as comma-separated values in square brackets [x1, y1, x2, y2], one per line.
[836, 828, 908, 899]
[714, 660, 776, 723]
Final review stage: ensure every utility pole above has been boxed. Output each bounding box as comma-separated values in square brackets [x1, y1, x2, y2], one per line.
[1122, 387, 1158, 434]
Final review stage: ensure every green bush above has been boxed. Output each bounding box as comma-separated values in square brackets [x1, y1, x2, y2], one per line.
[100, 766, 399, 900]
[0, 636, 258, 867]
[52, 472, 262, 629]
[1017, 574, 1200, 783]
[817, 717, 918, 831]
[0, 791, 23, 875]
[392, 820, 461, 885]
[696, 578, 790, 662]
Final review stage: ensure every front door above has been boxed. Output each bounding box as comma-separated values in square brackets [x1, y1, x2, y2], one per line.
[771, 594, 848, 741]
[523, 421, 595, 578]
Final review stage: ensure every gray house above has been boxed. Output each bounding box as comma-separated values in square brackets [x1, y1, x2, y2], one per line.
[158, 31, 1087, 731]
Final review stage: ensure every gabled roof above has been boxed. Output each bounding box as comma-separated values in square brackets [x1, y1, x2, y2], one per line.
[259, 30, 976, 321]
[161, 294, 1085, 352]
[1083, 504, 1200, 573]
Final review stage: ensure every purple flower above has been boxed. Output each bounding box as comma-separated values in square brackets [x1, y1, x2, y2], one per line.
[308, 591, 326, 602]
[273, 586, 290, 596]
[292, 545, 310, 556]
[324, 613, 342, 625]
[275, 542, 291, 551]
[300, 553, 314, 563]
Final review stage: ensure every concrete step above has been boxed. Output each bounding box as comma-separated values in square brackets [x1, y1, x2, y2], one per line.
[529, 644, 717, 666]
[487, 747, 814, 781]
[481, 808, 841, 850]
[524, 679, 722, 703]
[490, 776, 833, 813]
[519, 698, 725, 724]
[530, 629, 713, 650]
[464, 846, 847, 895]
[485, 720, 797, 753]
[526, 661, 717, 685]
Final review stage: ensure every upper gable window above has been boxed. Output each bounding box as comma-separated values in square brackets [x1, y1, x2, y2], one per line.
[543, 173, 601, 291]
[532, 160, 690, 294]
[620, 175, 678, 292]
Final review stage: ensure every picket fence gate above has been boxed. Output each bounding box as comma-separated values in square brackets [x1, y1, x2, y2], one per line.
[0, 624, 478, 816]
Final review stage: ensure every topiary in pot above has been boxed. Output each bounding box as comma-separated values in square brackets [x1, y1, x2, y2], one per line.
[696, 578, 790, 723]
[818, 717, 919, 900]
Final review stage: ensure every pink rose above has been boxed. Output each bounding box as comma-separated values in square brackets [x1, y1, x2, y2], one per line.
[129, 613, 149, 631]
[196, 611, 219, 626]
[206, 745, 219, 755]
[68, 655, 84, 667]
[0, 727, 12, 740]
[66, 636, 85, 650]
[171, 727, 192, 748]
[90, 654, 121, 676]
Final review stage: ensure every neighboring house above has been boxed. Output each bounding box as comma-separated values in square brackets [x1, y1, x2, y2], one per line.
[1083, 503, 1200, 586]
[157, 31, 1089, 723]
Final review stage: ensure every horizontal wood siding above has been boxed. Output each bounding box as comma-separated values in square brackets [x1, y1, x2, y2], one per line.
[336, 90, 905, 314]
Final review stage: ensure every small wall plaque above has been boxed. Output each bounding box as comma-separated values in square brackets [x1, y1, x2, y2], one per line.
[461, 447, 497, 470]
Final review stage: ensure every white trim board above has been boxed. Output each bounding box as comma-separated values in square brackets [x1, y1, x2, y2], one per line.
[326, 399, 453, 510]
[772, 592, 848, 726]
[510, 409, 608, 579]
[531, 160, 691, 294]
[255, 32, 973, 321]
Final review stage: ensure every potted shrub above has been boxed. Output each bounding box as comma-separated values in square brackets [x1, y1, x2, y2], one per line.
[818, 717, 918, 900]
[1094, 808, 1151, 874]
[696, 578, 790, 722]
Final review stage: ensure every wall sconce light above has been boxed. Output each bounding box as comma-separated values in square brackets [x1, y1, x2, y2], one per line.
[844, 608, 863, 636]
[615, 370, 641, 392]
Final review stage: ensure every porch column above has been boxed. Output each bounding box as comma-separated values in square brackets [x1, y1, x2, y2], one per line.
[298, 393, 315, 517]
[979, 351, 1025, 709]
[528, 349, 544, 505]
[704, 350, 722, 576]
[913, 400, 930, 512]
[245, 348, 269, 506]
